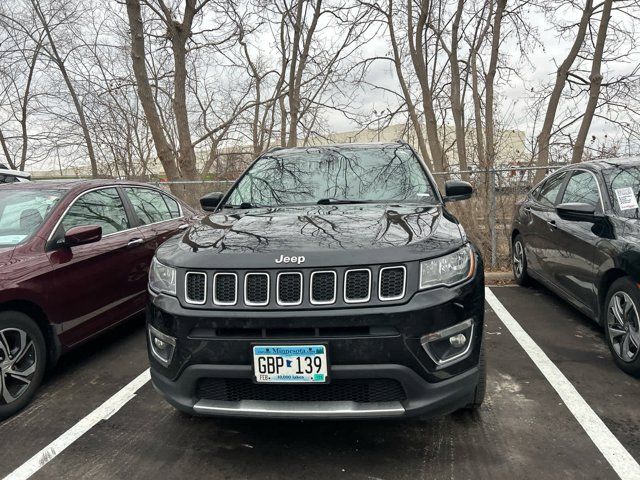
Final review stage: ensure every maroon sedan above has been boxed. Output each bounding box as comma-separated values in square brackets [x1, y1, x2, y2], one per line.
[0, 180, 197, 419]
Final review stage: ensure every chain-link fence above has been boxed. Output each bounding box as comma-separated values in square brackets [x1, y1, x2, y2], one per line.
[150, 165, 562, 271]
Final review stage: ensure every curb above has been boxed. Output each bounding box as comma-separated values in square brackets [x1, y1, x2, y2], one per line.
[485, 271, 514, 284]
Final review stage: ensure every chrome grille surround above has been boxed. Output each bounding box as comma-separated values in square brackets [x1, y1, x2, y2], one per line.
[244, 272, 270, 306]
[344, 268, 371, 304]
[276, 272, 303, 306]
[310, 270, 337, 305]
[213, 272, 238, 306]
[378, 266, 406, 301]
[184, 272, 207, 305]
[183, 264, 412, 309]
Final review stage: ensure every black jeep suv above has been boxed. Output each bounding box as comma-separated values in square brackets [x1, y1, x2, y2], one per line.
[147, 142, 485, 419]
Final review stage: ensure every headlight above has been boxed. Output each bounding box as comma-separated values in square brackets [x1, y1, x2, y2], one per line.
[419, 245, 475, 290]
[149, 257, 176, 295]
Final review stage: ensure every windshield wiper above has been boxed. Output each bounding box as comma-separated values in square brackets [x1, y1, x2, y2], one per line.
[316, 198, 377, 205]
[223, 202, 267, 209]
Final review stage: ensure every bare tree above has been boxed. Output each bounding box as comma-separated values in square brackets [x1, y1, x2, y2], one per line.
[534, 0, 594, 180]
[571, 0, 613, 163]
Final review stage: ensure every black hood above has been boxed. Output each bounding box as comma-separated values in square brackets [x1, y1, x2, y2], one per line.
[157, 203, 465, 269]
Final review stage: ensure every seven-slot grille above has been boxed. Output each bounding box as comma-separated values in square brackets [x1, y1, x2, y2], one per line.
[183, 265, 406, 307]
[185, 272, 206, 304]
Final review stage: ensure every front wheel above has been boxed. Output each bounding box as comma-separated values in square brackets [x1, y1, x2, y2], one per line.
[512, 235, 530, 286]
[465, 341, 486, 411]
[0, 311, 47, 420]
[604, 278, 640, 377]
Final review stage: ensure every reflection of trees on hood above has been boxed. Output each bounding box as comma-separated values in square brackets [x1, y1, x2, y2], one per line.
[374, 207, 437, 247]
[184, 212, 271, 253]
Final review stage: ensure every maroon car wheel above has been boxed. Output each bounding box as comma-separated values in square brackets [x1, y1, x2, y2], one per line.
[0, 311, 46, 421]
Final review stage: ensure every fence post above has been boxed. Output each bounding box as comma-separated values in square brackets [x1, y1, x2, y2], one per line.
[489, 168, 497, 269]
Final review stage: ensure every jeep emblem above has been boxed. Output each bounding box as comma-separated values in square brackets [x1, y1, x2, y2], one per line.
[275, 254, 305, 265]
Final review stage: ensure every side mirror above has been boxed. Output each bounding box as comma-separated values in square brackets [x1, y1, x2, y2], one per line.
[64, 225, 102, 247]
[200, 192, 224, 212]
[444, 180, 473, 202]
[556, 202, 597, 222]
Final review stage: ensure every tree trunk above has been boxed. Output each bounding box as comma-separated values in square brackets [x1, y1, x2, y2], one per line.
[535, 0, 593, 180]
[408, 0, 445, 173]
[19, 44, 40, 171]
[172, 34, 198, 180]
[0, 130, 15, 169]
[571, 0, 613, 164]
[387, 0, 433, 169]
[449, 0, 468, 179]
[125, 0, 180, 181]
[484, 0, 506, 176]
[31, 0, 98, 177]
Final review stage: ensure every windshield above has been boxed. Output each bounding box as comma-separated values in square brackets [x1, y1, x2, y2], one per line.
[0, 189, 64, 247]
[224, 145, 438, 208]
[603, 166, 640, 219]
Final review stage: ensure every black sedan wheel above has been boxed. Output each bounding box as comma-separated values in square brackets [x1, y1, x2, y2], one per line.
[605, 278, 640, 377]
[0, 311, 46, 420]
[512, 235, 530, 286]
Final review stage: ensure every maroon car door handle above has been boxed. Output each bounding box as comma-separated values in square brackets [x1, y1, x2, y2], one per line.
[178, 223, 189, 230]
[127, 238, 144, 248]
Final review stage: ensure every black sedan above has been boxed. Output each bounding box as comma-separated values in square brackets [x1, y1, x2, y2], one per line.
[511, 158, 640, 377]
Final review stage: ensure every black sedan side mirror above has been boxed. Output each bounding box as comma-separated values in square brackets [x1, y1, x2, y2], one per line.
[444, 180, 473, 202]
[556, 202, 598, 222]
[200, 192, 224, 212]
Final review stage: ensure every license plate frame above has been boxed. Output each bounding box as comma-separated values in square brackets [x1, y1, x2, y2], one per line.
[251, 344, 329, 384]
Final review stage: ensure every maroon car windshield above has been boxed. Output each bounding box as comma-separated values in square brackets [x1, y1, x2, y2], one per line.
[0, 189, 64, 246]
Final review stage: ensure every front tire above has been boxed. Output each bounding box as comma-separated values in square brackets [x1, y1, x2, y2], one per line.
[0, 311, 47, 421]
[465, 341, 486, 410]
[604, 278, 640, 378]
[512, 235, 530, 286]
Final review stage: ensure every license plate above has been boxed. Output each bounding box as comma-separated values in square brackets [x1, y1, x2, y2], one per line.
[252, 345, 328, 383]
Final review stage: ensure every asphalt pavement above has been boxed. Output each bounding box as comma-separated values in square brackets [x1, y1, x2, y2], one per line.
[1, 285, 639, 480]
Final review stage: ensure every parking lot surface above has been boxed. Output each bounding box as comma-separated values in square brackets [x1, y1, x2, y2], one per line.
[1, 285, 639, 480]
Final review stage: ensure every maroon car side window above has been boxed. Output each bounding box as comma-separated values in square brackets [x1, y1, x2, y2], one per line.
[60, 188, 129, 236]
[124, 188, 174, 225]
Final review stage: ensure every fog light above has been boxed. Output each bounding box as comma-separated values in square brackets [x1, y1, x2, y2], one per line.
[148, 324, 176, 367]
[421, 319, 474, 366]
[449, 333, 467, 348]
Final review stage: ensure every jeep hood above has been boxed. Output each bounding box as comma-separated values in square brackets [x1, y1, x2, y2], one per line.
[156, 204, 465, 269]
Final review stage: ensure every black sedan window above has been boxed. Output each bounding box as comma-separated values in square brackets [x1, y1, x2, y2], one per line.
[561, 171, 602, 210]
[604, 166, 639, 219]
[537, 171, 568, 208]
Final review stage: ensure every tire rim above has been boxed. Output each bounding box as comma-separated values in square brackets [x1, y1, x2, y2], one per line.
[0, 328, 38, 405]
[607, 292, 640, 363]
[513, 241, 524, 278]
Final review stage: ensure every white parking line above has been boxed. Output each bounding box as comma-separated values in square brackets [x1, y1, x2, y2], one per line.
[3, 369, 150, 480]
[486, 287, 640, 480]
